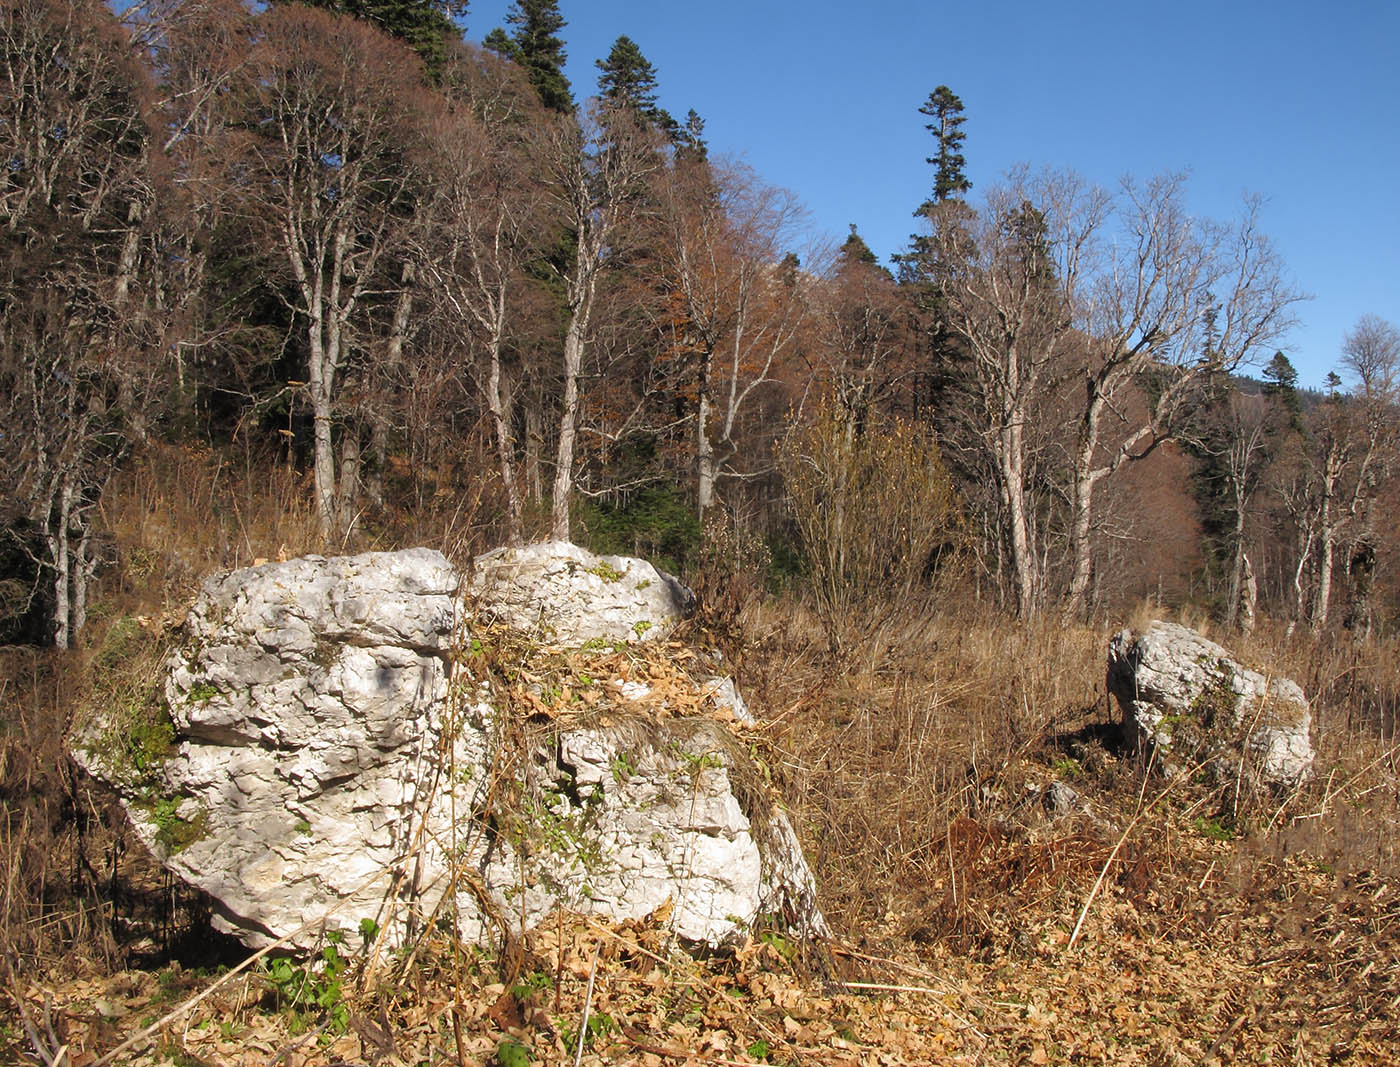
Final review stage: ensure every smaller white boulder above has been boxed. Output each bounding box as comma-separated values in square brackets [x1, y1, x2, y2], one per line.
[469, 542, 694, 645]
[1107, 621, 1313, 786]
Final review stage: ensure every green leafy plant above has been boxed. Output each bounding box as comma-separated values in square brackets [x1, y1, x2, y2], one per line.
[1050, 756, 1083, 780]
[147, 795, 207, 852]
[1192, 815, 1237, 842]
[494, 1037, 533, 1067]
[759, 929, 798, 962]
[560, 1012, 616, 1056]
[586, 560, 626, 582]
[510, 970, 553, 1000]
[260, 937, 350, 1036]
[610, 750, 637, 784]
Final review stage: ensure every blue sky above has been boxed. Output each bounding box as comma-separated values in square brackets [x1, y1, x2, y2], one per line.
[468, 0, 1398, 387]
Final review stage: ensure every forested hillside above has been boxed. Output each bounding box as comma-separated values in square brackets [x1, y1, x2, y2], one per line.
[7, 0, 1397, 647]
[5, 1, 1400, 1063]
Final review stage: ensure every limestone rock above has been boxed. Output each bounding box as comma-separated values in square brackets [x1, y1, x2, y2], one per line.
[469, 541, 693, 645]
[1107, 621, 1313, 786]
[73, 548, 822, 952]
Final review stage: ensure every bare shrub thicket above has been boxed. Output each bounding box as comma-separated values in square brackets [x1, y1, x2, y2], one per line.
[776, 394, 962, 650]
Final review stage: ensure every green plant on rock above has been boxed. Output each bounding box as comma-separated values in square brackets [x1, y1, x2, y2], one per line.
[610, 750, 637, 784]
[146, 794, 207, 852]
[78, 616, 177, 786]
[260, 935, 350, 1037]
[586, 560, 626, 582]
[126, 713, 175, 778]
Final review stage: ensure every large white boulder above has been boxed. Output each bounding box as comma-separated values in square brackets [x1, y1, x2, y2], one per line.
[469, 541, 694, 645]
[1107, 621, 1314, 786]
[73, 548, 821, 951]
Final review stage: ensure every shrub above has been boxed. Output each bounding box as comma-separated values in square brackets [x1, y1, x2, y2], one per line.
[776, 395, 963, 649]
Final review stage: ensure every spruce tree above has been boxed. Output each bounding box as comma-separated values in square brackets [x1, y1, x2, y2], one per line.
[840, 224, 879, 268]
[596, 35, 677, 137]
[285, 0, 467, 75]
[489, 0, 573, 113]
[677, 109, 708, 161]
[1263, 350, 1303, 430]
[895, 84, 971, 281]
[917, 85, 971, 210]
[482, 25, 514, 57]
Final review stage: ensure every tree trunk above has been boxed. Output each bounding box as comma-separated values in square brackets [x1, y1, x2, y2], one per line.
[1238, 552, 1257, 636]
[1345, 537, 1376, 639]
[487, 336, 523, 544]
[999, 418, 1037, 617]
[1313, 535, 1334, 632]
[335, 425, 361, 540]
[551, 315, 585, 542]
[49, 477, 75, 649]
[1226, 505, 1248, 631]
[525, 402, 543, 503]
[311, 381, 337, 543]
[696, 352, 715, 515]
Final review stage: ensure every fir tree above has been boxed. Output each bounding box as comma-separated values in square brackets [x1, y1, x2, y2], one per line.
[917, 85, 970, 210]
[482, 25, 514, 56]
[677, 109, 708, 161]
[896, 84, 971, 281]
[596, 36, 670, 128]
[840, 224, 879, 268]
[1262, 350, 1304, 431]
[286, 0, 467, 75]
[489, 0, 573, 113]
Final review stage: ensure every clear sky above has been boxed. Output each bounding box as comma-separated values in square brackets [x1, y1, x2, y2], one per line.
[468, 0, 1398, 388]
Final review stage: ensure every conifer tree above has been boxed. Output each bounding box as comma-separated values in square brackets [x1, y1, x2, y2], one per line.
[896, 85, 971, 281]
[489, 0, 572, 113]
[1263, 350, 1303, 430]
[284, 0, 466, 74]
[918, 85, 971, 210]
[596, 35, 677, 138]
[839, 224, 880, 269]
[482, 25, 512, 55]
[677, 109, 708, 161]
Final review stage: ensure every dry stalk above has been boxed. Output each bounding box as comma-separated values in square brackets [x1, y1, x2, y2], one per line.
[572, 939, 601, 1067]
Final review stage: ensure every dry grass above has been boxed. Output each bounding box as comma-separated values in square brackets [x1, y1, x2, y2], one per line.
[7, 451, 1400, 1061]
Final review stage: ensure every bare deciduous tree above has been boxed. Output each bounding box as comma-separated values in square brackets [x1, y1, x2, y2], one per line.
[657, 158, 810, 515]
[537, 103, 664, 541]
[927, 169, 1301, 617]
[1, 0, 162, 645]
[236, 6, 432, 541]
[420, 45, 551, 543]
